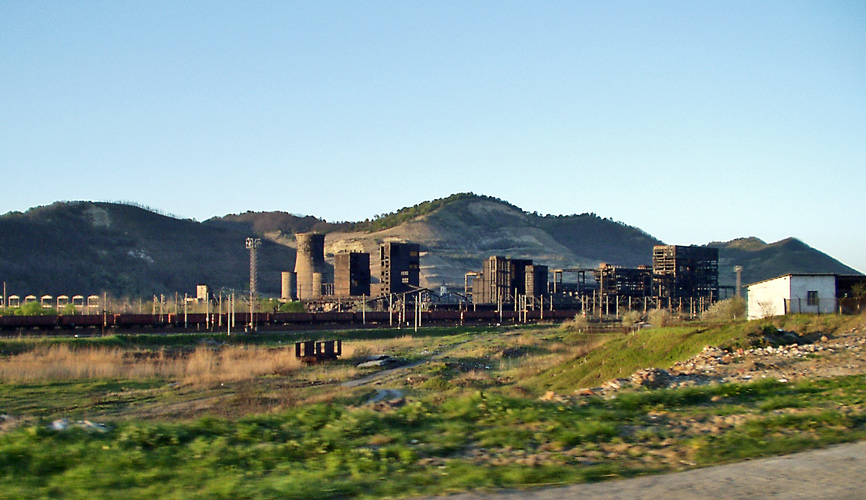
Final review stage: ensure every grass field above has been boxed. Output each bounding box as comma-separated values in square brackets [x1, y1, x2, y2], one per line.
[0, 315, 864, 499]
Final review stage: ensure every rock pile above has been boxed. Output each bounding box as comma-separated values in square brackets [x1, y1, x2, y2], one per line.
[566, 326, 866, 400]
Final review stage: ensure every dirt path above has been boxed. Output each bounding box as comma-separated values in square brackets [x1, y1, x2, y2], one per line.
[342, 340, 471, 389]
[341, 360, 427, 388]
[411, 440, 866, 499]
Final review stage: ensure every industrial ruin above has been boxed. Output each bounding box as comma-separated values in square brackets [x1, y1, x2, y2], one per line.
[0, 232, 724, 330]
[281, 234, 423, 310]
[459, 245, 720, 317]
[278, 232, 721, 318]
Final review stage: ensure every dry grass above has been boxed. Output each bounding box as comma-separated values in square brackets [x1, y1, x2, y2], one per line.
[343, 335, 419, 360]
[181, 346, 302, 387]
[0, 345, 302, 387]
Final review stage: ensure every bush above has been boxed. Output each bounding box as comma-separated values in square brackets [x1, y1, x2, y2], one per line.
[621, 310, 642, 328]
[647, 309, 675, 328]
[702, 297, 746, 321]
[560, 314, 589, 332]
[12, 301, 56, 316]
[278, 301, 306, 313]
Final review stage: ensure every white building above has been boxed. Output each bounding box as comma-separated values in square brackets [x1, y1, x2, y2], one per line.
[747, 274, 859, 320]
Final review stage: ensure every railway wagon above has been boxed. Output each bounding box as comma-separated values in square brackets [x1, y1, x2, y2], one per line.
[429, 310, 462, 322]
[460, 310, 498, 322]
[312, 311, 354, 324]
[271, 312, 316, 324]
[1, 307, 586, 332]
[59, 314, 105, 329]
[0, 315, 58, 330]
[113, 313, 165, 328]
[173, 313, 209, 326]
[352, 311, 390, 323]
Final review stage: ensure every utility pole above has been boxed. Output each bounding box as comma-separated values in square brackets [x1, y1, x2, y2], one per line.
[246, 237, 261, 332]
[414, 293, 420, 332]
[227, 293, 232, 335]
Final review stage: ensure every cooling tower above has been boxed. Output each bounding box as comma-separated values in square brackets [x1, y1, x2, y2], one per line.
[294, 233, 326, 300]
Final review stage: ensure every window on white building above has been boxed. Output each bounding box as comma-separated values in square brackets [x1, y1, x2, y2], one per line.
[807, 291, 819, 306]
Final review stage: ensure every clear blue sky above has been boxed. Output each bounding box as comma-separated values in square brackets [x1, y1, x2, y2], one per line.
[2, 1, 864, 272]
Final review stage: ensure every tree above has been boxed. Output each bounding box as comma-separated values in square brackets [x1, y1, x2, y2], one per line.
[16, 301, 55, 316]
[278, 301, 306, 313]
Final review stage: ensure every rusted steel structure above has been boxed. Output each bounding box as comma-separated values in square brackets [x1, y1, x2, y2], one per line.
[593, 263, 653, 299]
[295, 339, 342, 363]
[470, 256, 548, 305]
[652, 245, 719, 301]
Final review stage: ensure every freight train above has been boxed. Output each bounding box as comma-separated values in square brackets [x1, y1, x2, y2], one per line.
[0, 309, 584, 332]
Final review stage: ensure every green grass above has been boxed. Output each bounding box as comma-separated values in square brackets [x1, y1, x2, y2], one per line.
[1, 376, 864, 499]
[529, 322, 753, 391]
[1, 316, 864, 498]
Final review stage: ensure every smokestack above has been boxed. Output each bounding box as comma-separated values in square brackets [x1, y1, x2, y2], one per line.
[734, 266, 743, 298]
[294, 233, 326, 300]
[281, 271, 296, 301]
[312, 272, 323, 299]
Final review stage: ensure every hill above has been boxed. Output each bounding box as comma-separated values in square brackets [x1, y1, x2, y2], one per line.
[0, 202, 294, 299]
[212, 193, 859, 290]
[711, 237, 861, 288]
[0, 195, 859, 299]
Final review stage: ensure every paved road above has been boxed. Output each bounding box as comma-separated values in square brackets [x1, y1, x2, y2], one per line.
[412, 440, 866, 500]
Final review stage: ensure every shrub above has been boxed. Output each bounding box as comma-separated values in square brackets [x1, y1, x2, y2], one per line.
[647, 309, 675, 328]
[621, 310, 642, 328]
[278, 301, 306, 313]
[560, 314, 589, 332]
[702, 297, 746, 321]
[12, 301, 55, 316]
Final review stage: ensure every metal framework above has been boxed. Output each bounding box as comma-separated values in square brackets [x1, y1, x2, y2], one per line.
[246, 237, 261, 330]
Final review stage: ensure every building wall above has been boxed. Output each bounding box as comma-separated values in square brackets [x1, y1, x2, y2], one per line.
[747, 275, 791, 320]
[482, 256, 511, 304]
[525, 265, 548, 298]
[747, 275, 837, 320]
[788, 275, 836, 315]
[334, 252, 371, 297]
